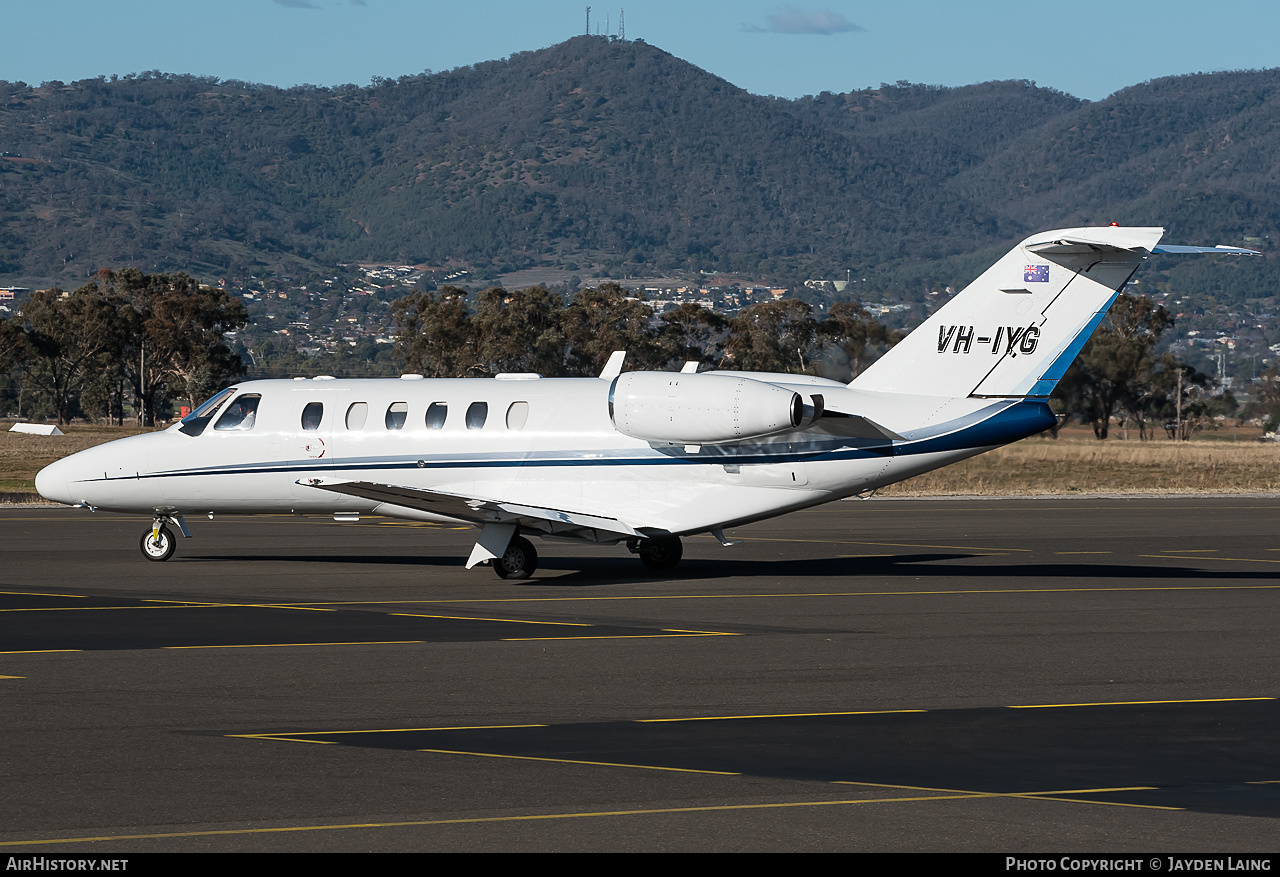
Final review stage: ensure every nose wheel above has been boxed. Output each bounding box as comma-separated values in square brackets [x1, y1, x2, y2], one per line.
[140, 525, 176, 562]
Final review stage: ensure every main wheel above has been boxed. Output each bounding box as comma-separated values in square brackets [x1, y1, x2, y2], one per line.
[493, 535, 538, 580]
[638, 535, 683, 570]
[140, 525, 176, 562]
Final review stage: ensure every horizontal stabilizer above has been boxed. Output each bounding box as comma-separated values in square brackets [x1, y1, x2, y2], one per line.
[297, 477, 641, 537]
[1151, 244, 1260, 255]
[1027, 235, 1260, 257]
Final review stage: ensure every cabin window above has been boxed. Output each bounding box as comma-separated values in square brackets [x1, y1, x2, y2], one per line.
[179, 388, 236, 437]
[505, 401, 529, 430]
[301, 402, 324, 431]
[345, 402, 368, 430]
[385, 401, 408, 430]
[213, 394, 261, 431]
[425, 402, 448, 430]
[466, 401, 488, 430]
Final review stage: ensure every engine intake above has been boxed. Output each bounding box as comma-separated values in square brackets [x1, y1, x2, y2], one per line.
[609, 372, 803, 444]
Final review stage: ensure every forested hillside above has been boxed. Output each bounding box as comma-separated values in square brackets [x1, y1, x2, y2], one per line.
[2, 35, 1278, 295]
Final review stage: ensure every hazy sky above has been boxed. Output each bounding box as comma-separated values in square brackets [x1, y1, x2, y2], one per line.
[5, 1, 1280, 101]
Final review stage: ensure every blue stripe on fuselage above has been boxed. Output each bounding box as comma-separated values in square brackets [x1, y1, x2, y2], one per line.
[115, 400, 1057, 484]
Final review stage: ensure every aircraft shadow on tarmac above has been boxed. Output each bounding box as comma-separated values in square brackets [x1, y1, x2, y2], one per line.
[183, 551, 1280, 588]
[240, 699, 1280, 818]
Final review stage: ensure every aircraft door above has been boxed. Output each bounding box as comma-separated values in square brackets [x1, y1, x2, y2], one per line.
[270, 390, 337, 500]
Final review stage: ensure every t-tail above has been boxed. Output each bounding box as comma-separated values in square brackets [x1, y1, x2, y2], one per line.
[851, 226, 1257, 400]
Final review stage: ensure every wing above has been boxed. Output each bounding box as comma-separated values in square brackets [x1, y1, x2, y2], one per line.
[297, 477, 643, 540]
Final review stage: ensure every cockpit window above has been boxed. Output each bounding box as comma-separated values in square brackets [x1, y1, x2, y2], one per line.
[178, 388, 237, 437]
[385, 402, 408, 430]
[301, 402, 324, 431]
[214, 394, 261, 431]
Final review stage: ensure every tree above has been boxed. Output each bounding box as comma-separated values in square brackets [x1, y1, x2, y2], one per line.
[721, 300, 821, 374]
[1156, 356, 1223, 441]
[1055, 293, 1174, 439]
[1247, 365, 1280, 434]
[0, 314, 33, 418]
[560, 283, 661, 375]
[387, 287, 477, 377]
[473, 286, 568, 375]
[818, 301, 900, 381]
[20, 287, 125, 425]
[88, 269, 249, 425]
[0, 314, 32, 376]
[655, 302, 728, 370]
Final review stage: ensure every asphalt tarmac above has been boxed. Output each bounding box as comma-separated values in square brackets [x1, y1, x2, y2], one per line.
[1, 497, 1278, 852]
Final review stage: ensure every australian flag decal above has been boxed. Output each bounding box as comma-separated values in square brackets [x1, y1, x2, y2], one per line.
[1024, 264, 1050, 282]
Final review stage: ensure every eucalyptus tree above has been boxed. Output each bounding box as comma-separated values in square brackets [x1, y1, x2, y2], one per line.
[721, 299, 821, 374]
[20, 287, 125, 425]
[560, 283, 662, 375]
[1054, 293, 1176, 439]
[473, 286, 568, 376]
[387, 287, 477, 377]
[818, 300, 901, 381]
[88, 269, 249, 424]
[656, 302, 728, 369]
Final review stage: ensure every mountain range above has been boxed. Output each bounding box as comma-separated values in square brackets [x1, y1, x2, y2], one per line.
[1, 35, 1277, 300]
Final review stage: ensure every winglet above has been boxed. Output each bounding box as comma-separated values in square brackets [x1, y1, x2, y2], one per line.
[599, 350, 626, 379]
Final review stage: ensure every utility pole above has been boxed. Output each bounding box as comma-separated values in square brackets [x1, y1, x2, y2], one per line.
[1175, 366, 1183, 441]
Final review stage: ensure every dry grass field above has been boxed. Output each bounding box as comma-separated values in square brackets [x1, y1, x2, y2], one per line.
[2, 422, 1278, 502]
[880, 428, 1280, 496]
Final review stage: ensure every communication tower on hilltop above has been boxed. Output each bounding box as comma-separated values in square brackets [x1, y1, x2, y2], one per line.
[585, 6, 590, 35]
[618, 8, 625, 40]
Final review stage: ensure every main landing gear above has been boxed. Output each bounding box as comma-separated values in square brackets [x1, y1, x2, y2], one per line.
[631, 535, 683, 571]
[487, 534, 685, 578]
[492, 535, 539, 580]
[139, 514, 190, 562]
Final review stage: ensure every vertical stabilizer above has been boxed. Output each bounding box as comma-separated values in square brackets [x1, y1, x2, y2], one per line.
[851, 226, 1165, 399]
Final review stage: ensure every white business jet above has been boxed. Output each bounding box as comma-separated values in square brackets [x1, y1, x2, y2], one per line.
[35, 226, 1256, 577]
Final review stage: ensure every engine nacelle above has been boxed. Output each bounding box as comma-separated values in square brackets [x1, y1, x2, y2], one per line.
[609, 371, 803, 444]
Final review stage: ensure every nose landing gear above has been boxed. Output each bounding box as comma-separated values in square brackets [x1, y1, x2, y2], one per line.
[141, 525, 175, 562]
[139, 514, 191, 562]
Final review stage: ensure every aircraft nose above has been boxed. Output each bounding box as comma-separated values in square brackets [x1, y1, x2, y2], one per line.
[35, 458, 73, 506]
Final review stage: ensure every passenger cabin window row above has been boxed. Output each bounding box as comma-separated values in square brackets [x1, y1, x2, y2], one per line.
[333, 400, 528, 432]
[183, 393, 531, 435]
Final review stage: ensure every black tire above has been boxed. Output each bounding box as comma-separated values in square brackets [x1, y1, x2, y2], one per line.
[638, 535, 683, 570]
[493, 535, 538, 580]
[140, 525, 176, 562]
